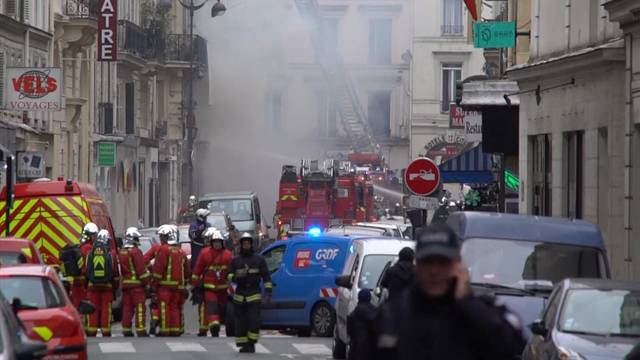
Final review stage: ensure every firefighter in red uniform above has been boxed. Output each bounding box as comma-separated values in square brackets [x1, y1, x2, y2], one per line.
[119, 227, 150, 337]
[191, 228, 232, 337]
[86, 229, 120, 337]
[144, 225, 170, 335]
[152, 225, 189, 337]
[69, 223, 99, 327]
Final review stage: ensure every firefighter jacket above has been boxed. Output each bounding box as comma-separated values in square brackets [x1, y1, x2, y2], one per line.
[152, 244, 190, 289]
[119, 247, 151, 289]
[191, 247, 233, 291]
[87, 248, 120, 290]
[143, 243, 167, 265]
[227, 251, 272, 303]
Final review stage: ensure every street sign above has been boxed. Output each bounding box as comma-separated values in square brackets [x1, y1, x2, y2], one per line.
[408, 195, 440, 210]
[473, 21, 516, 48]
[404, 158, 441, 196]
[97, 142, 116, 167]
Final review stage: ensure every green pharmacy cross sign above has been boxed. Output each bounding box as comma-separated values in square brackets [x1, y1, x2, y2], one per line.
[473, 21, 516, 48]
[97, 142, 116, 167]
[505, 170, 520, 192]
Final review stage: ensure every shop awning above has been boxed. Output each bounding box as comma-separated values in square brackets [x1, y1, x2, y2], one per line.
[439, 144, 494, 184]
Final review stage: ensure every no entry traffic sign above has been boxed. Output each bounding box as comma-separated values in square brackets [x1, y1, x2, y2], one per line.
[405, 158, 441, 196]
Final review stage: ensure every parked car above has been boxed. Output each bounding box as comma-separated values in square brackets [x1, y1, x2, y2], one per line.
[333, 238, 415, 359]
[446, 212, 611, 339]
[207, 212, 241, 252]
[523, 279, 640, 360]
[0, 265, 93, 360]
[0, 292, 48, 360]
[355, 222, 409, 238]
[257, 234, 354, 337]
[199, 191, 269, 248]
[0, 238, 43, 265]
[325, 226, 388, 237]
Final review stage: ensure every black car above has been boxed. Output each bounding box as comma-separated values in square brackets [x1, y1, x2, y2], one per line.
[524, 279, 640, 360]
[0, 293, 47, 360]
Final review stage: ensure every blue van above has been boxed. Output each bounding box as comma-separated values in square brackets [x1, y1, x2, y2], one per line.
[446, 212, 611, 339]
[259, 234, 354, 337]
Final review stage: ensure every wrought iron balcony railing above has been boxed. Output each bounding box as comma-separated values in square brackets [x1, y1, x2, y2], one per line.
[118, 20, 147, 58]
[165, 34, 208, 66]
[64, 0, 98, 18]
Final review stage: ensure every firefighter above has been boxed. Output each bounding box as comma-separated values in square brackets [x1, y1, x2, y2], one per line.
[189, 208, 212, 270]
[152, 225, 189, 337]
[227, 233, 272, 353]
[86, 229, 120, 337]
[144, 225, 171, 335]
[192, 228, 233, 337]
[70, 223, 99, 314]
[119, 227, 150, 337]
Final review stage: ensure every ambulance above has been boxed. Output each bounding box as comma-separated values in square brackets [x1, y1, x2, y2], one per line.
[0, 178, 116, 266]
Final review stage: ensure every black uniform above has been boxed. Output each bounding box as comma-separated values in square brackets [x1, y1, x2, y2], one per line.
[188, 219, 211, 269]
[369, 284, 526, 360]
[380, 248, 415, 301]
[347, 290, 377, 360]
[227, 249, 272, 347]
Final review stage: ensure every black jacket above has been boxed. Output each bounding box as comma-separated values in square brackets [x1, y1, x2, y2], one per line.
[370, 284, 525, 360]
[347, 302, 377, 360]
[228, 251, 272, 301]
[380, 261, 415, 300]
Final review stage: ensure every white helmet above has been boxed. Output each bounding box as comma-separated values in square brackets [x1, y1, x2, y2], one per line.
[158, 224, 178, 245]
[195, 208, 210, 222]
[83, 222, 99, 236]
[125, 227, 141, 240]
[203, 227, 224, 245]
[96, 229, 111, 245]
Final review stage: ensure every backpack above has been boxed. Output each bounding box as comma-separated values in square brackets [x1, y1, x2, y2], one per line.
[60, 244, 83, 277]
[86, 242, 113, 283]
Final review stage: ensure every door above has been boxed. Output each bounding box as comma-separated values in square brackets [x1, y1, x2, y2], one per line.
[336, 251, 360, 341]
[260, 245, 292, 325]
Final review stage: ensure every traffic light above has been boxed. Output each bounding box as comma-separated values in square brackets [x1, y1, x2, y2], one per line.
[455, 80, 463, 106]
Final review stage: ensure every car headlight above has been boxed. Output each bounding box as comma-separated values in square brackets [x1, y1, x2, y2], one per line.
[558, 347, 585, 360]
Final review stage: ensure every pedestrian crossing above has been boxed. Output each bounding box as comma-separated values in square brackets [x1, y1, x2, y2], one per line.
[90, 337, 333, 358]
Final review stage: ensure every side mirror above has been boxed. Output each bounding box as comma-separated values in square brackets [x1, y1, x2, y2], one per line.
[335, 275, 352, 289]
[15, 340, 48, 360]
[530, 319, 548, 337]
[77, 300, 95, 315]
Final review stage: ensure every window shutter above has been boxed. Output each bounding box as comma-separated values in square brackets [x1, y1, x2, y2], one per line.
[0, 51, 5, 109]
[23, 0, 31, 24]
[5, 0, 17, 17]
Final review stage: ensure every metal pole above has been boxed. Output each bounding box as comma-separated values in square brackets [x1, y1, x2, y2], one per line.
[187, 1, 195, 197]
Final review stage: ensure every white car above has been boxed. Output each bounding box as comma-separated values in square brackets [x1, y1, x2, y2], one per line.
[355, 222, 411, 239]
[332, 238, 415, 359]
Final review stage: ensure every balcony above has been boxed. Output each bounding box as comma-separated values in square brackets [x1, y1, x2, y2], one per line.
[56, 0, 98, 50]
[118, 20, 147, 65]
[63, 0, 98, 18]
[165, 34, 208, 68]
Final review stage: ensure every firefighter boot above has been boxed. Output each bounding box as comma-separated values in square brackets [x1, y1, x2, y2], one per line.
[239, 343, 255, 353]
[210, 324, 220, 337]
[137, 331, 148, 337]
[123, 331, 134, 337]
[198, 330, 208, 337]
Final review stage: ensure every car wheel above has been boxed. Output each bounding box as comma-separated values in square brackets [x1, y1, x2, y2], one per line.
[332, 326, 347, 359]
[311, 302, 335, 338]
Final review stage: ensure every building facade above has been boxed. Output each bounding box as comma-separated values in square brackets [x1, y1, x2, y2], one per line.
[410, 0, 484, 160]
[507, 0, 640, 280]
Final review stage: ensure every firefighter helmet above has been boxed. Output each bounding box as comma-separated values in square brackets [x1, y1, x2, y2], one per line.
[203, 227, 224, 246]
[195, 208, 210, 222]
[96, 229, 111, 246]
[157, 224, 178, 244]
[240, 232, 253, 244]
[125, 227, 141, 243]
[83, 222, 99, 236]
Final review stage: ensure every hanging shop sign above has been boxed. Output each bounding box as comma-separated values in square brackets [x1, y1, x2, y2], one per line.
[98, 0, 118, 61]
[5, 68, 62, 111]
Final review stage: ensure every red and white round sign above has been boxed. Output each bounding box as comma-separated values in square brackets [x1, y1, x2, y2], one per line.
[404, 158, 441, 196]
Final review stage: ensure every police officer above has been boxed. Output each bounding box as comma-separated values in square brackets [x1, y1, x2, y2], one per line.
[227, 233, 272, 353]
[379, 247, 415, 301]
[369, 223, 525, 360]
[189, 209, 212, 269]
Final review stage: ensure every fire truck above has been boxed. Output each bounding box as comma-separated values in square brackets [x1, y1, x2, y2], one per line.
[274, 159, 377, 239]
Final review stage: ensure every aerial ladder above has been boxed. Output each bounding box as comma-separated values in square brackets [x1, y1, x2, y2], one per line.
[294, 0, 380, 155]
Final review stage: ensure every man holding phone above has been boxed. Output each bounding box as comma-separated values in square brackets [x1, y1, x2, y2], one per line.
[370, 223, 526, 360]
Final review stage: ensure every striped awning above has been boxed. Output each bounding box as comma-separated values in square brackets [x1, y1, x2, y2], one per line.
[439, 144, 495, 183]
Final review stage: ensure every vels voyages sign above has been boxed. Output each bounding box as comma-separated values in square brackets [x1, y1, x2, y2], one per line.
[5, 68, 62, 111]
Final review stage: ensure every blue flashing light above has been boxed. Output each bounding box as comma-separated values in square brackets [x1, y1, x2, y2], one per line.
[308, 227, 322, 237]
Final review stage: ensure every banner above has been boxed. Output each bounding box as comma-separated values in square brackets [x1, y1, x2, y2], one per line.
[5, 68, 62, 111]
[98, 0, 118, 61]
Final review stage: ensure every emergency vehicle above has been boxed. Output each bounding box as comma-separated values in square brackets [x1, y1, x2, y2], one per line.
[274, 159, 377, 239]
[259, 232, 353, 337]
[0, 178, 116, 266]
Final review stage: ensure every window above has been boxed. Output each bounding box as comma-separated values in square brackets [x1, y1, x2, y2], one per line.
[266, 91, 283, 130]
[532, 134, 552, 216]
[125, 82, 135, 134]
[318, 91, 337, 137]
[203, 199, 254, 222]
[566, 131, 584, 219]
[264, 246, 286, 273]
[369, 19, 391, 65]
[441, 63, 462, 112]
[368, 91, 391, 137]
[442, 0, 463, 35]
[358, 255, 396, 289]
[0, 276, 65, 309]
[543, 286, 562, 328]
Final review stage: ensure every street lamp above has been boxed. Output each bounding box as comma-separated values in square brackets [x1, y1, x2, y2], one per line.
[176, 0, 225, 199]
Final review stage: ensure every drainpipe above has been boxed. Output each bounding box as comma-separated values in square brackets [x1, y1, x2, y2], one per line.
[565, 0, 571, 51]
[624, 33, 633, 278]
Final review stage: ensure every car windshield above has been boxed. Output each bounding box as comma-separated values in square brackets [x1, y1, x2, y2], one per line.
[138, 237, 153, 253]
[0, 276, 65, 309]
[560, 289, 640, 336]
[207, 215, 229, 232]
[0, 251, 27, 265]
[205, 199, 254, 222]
[462, 238, 606, 290]
[358, 255, 396, 289]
